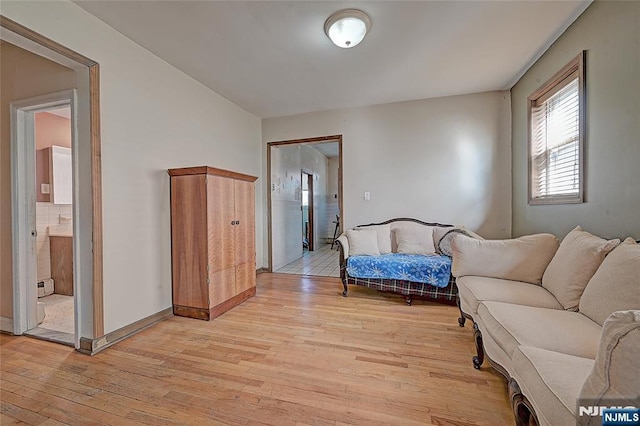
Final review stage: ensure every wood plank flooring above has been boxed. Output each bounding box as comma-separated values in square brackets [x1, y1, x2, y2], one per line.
[0, 273, 513, 425]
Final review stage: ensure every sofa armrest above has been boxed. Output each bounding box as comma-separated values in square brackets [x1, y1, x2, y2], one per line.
[451, 233, 559, 285]
[336, 233, 349, 260]
[579, 310, 640, 425]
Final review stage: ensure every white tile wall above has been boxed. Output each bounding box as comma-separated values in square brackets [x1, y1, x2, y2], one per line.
[36, 202, 72, 281]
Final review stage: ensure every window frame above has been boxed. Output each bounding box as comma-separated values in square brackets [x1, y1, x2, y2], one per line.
[527, 51, 586, 205]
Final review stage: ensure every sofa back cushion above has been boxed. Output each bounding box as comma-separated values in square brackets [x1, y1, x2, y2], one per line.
[542, 226, 620, 311]
[451, 233, 559, 284]
[579, 238, 640, 326]
[389, 221, 435, 253]
[346, 229, 380, 256]
[355, 224, 392, 254]
[394, 226, 436, 255]
[579, 310, 640, 424]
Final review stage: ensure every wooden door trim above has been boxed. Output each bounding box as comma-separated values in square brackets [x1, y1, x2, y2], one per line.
[1, 15, 104, 337]
[266, 135, 343, 272]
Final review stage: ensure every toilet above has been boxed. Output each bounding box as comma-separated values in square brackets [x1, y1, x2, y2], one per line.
[36, 278, 54, 325]
[37, 279, 54, 298]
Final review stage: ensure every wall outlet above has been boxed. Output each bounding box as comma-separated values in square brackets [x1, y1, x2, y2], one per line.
[41, 183, 50, 194]
[364, 191, 370, 201]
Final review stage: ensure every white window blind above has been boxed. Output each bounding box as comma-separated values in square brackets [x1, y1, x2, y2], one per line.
[528, 52, 584, 205]
[530, 77, 580, 199]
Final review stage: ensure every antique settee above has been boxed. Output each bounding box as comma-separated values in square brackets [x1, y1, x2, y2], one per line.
[336, 218, 477, 305]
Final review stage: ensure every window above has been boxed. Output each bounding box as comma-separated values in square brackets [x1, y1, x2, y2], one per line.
[528, 52, 585, 205]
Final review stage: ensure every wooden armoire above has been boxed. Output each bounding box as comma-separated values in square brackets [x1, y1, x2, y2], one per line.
[168, 166, 257, 320]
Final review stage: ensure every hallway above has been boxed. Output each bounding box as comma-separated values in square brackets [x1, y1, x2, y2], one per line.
[275, 244, 340, 277]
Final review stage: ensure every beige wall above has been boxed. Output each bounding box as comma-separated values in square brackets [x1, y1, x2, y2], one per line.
[511, 1, 640, 240]
[35, 112, 72, 202]
[262, 91, 512, 266]
[35, 112, 72, 149]
[0, 40, 76, 319]
[2, 1, 263, 334]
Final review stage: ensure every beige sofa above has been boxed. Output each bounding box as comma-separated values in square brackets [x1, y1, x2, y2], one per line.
[451, 227, 640, 426]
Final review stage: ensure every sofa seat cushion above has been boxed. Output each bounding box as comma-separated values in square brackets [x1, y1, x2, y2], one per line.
[457, 276, 563, 317]
[477, 301, 601, 360]
[512, 346, 594, 426]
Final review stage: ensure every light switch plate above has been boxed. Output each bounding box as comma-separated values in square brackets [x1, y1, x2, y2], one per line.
[364, 191, 370, 201]
[41, 183, 50, 194]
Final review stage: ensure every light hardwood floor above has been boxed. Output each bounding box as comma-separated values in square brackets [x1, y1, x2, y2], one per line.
[0, 273, 513, 425]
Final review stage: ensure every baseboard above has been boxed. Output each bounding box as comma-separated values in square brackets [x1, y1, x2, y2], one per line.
[0, 316, 14, 334]
[78, 307, 172, 355]
[256, 267, 268, 274]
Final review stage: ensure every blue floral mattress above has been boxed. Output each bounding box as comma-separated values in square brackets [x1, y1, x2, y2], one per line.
[346, 254, 452, 288]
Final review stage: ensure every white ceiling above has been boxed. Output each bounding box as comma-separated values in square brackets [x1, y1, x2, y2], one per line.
[74, 1, 591, 118]
[310, 142, 339, 159]
[46, 106, 71, 119]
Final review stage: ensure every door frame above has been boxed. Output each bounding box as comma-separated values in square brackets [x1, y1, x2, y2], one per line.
[1, 16, 105, 341]
[301, 169, 314, 252]
[266, 135, 343, 272]
[11, 92, 80, 341]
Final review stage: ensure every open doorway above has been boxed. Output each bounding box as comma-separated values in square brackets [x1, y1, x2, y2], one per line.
[31, 105, 76, 345]
[267, 135, 343, 278]
[12, 94, 77, 346]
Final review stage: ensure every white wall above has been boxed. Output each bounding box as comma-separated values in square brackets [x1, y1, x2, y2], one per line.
[2, 1, 263, 334]
[271, 145, 302, 270]
[262, 91, 512, 266]
[511, 1, 640, 240]
[270, 144, 329, 270]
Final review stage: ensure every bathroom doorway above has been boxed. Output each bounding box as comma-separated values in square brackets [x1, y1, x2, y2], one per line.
[32, 105, 76, 345]
[3, 16, 104, 351]
[12, 93, 77, 347]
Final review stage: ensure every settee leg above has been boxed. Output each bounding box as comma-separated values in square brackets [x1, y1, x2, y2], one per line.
[472, 322, 484, 369]
[456, 296, 466, 327]
[406, 295, 412, 306]
[342, 282, 348, 297]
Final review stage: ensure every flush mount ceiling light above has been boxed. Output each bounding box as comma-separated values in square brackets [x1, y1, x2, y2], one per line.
[324, 9, 371, 49]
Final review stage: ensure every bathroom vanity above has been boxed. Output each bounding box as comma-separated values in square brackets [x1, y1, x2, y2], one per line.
[49, 225, 73, 296]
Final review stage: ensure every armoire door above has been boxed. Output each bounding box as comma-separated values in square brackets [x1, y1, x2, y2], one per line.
[207, 175, 236, 305]
[234, 179, 256, 294]
[171, 174, 209, 309]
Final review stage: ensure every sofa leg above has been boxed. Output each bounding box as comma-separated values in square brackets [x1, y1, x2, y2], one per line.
[472, 322, 484, 369]
[406, 295, 412, 306]
[456, 296, 466, 327]
[342, 282, 348, 297]
[509, 379, 539, 426]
